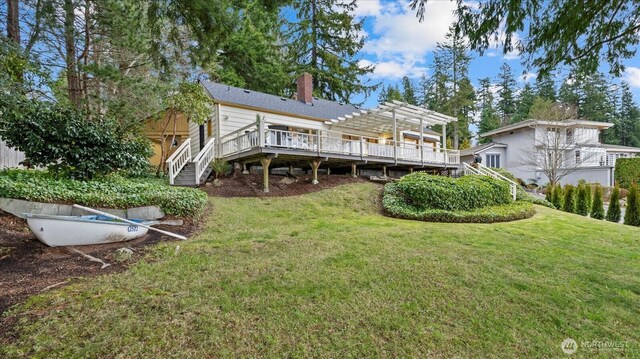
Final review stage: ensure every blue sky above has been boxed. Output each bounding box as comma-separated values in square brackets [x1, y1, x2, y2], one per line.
[346, 0, 640, 110]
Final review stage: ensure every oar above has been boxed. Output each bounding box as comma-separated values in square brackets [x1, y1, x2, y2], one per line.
[72, 204, 187, 240]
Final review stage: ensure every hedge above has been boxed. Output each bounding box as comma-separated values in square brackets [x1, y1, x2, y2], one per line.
[383, 183, 535, 223]
[0, 169, 207, 216]
[395, 172, 511, 211]
[614, 158, 640, 188]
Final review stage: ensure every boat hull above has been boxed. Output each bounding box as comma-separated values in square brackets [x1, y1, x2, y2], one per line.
[25, 214, 149, 247]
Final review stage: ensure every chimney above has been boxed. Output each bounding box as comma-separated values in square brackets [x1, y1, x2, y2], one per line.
[296, 73, 313, 104]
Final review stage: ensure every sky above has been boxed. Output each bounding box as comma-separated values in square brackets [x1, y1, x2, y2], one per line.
[347, 0, 640, 110]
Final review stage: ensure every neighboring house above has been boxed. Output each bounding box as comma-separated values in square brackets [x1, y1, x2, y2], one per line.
[461, 119, 640, 186]
[155, 73, 460, 189]
[0, 139, 25, 169]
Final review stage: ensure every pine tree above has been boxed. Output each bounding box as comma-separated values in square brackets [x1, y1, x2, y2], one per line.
[287, 0, 375, 102]
[562, 184, 575, 213]
[590, 184, 605, 220]
[616, 82, 640, 148]
[576, 183, 589, 216]
[545, 186, 553, 202]
[477, 77, 500, 143]
[512, 83, 536, 123]
[401, 76, 419, 105]
[552, 184, 563, 209]
[496, 63, 517, 125]
[624, 183, 640, 226]
[535, 74, 556, 101]
[606, 184, 621, 223]
[378, 84, 403, 104]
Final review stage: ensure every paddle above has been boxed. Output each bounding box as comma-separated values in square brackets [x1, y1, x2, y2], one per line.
[72, 204, 187, 240]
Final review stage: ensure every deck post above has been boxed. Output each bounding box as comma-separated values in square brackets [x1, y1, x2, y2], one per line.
[392, 109, 397, 162]
[258, 116, 265, 148]
[316, 131, 321, 155]
[419, 117, 424, 165]
[442, 122, 447, 164]
[351, 163, 357, 178]
[409, 167, 413, 173]
[360, 136, 365, 159]
[310, 160, 322, 184]
[260, 157, 271, 192]
[242, 163, 249, 175]
[382, 165, 387, 178]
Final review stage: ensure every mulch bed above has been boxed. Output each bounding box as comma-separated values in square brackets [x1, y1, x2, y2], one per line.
[203, 173, 368, 197]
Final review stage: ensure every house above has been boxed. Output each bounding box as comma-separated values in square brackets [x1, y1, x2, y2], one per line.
[0, 139, 25, 169]
[158, 73, 461, 190]
[461, 119, 640, 186]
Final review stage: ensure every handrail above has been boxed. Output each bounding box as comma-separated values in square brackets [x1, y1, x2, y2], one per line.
[166, 138, 192, 185]
[476, 163, 518, 200]
[194, 138, 215, 183]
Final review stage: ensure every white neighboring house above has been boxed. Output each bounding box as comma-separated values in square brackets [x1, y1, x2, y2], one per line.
[0, 139, 25, 169]
[461, 119, 640, 186]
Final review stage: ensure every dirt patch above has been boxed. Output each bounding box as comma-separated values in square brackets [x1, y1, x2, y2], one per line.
[0, 208, 208, 343]
[203, 174, 368, 197]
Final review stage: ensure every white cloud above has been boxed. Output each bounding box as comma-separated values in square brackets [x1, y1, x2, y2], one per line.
[353, 0, 383, 17]
[361, 59, 428, 79]
[625, 67, 640, 88]
[519, 72, 538, 83]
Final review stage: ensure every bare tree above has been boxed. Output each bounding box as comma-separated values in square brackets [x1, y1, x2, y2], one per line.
[520, 98, 603, 185]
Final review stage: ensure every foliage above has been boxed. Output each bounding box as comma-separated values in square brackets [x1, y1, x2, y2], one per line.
[496, 63, 517, 125]
[477, 77, 501, 142]
[211, 159, 232, 178]
[0, 169, 207, 216]
[515, 189, 553, 208]
[0, 96, 151, 180]
[606, 185, 622, 223]
[378, 84, 404, 104]
[562, 185, 575, 213]
[544, 186, 552, 203]
[167, 83, 214, 126]
[614, 158, 640, 189]
[590, 184, 605, 220]
[383, 183, 534, 223]
[411, 0, 640, 77]
[512, 83, 535, 123]
[286, 0, 375, 102]
[623, 183, 640, 226]
[551, 184, 563, 210]
[575, 184, 590, 216]
[395, 173, 512, 212]
[614, 82, 640, 148]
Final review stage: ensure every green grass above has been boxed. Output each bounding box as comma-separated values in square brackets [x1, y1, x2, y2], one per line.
[4, 183, 640, 358]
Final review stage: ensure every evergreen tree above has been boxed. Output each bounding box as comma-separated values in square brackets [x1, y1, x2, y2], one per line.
[512, 83, 536, 123]
[590, 184, 605, 220]
[576, 183, 589, 216]
[378, 84, 404, 104]
[606, 185, 622, 223]
[562, 184, 575, 213]
[615, 82, 640, 148]
[535, 74, 556, 101]
[551, 184, 563, 209]
[545, 186, 553, 203]
[401, 76, 419, 105]
[495, 63, 517, 125]
[477, 77, 500, 143]
[624, 183, 640, 226]
[287, 0, 375, 102]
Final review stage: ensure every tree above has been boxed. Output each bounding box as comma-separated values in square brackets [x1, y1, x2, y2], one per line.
[286, 0, 375, 102]
[606, 184, 622, 223]
[624, 183, 640, 226]
[477, 77, 500, 143]
[410, 0, 640, 76]
[378, 84, 404, 104]
[551, 184, 563, 209]
[615, 82, 640, 148]
[495, 63, 517, 125]
[535, 74, 556, 101]
[512, 83, 535, 123]
[562, 184, 575, 213]
[576, 183, 589, 216]
[401, 76, 419, 105]
[591, 184, 605, 220]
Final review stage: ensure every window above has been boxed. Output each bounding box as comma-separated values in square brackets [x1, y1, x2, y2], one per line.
[486, 154, 500, 168]
[575, 150, 581, 164]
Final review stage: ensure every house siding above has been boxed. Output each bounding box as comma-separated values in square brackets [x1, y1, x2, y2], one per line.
[0, 139, 25, 169]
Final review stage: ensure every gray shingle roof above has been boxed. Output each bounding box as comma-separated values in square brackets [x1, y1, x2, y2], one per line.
[200, 80, 363, 121]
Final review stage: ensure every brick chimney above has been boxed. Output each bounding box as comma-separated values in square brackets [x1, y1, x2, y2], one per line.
[296, 73, 313, 104]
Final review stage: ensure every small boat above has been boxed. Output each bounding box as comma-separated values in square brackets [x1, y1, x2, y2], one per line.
[24, 213, 151, 247]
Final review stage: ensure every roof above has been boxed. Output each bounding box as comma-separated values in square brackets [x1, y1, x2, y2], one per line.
[593, 143, 640, 153]
[200, 80, 362, 121]
[460, 142, 507, 157]
[403, 129, 441, 140]
[480, 119, 615, 138]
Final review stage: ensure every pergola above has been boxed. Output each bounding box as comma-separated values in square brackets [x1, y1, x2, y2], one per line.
[325, 100, 457, 147]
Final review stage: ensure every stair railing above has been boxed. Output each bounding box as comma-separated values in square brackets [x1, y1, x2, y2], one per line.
[194, 138, 216, 184]
[166, 138, 192, 185]
[462, 162, 518, 200]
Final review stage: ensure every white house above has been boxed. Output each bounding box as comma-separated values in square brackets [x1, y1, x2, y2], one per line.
[461, 119, 640, 186]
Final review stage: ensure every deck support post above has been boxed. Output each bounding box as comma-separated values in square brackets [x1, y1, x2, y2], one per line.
[310, 160, 322, 184]
[242, 163, 249, 175]
[382, 165, 388, 178]
[260, 157, 271, 192]
[409, 167, 413, 173]
[327, 167, 331, 175]
[351, 163, 357, 178]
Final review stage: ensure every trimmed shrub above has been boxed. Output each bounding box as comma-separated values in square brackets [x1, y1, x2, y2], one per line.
[516, 188, 554, 208]
[545, 186, 553, 203]
[562, 185, 576, 213]
[606, 185, 621, 223]
[211, 159, 232, 178]
[395, 172, 511, 212]
[624, 183, 640, 226]
[590, 184, 605, 220]
[0, 169, 207, 216]
[575, 184, 590, 216]
[383, 183, 535, 223]
[551, 184, 563, 209]
[614, 158, 640, 188]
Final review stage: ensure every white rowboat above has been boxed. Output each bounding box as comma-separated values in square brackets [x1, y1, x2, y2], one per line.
[24, 213, 150, 247]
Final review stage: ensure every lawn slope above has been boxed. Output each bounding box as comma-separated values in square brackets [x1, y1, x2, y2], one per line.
[3, 183, 640, 358]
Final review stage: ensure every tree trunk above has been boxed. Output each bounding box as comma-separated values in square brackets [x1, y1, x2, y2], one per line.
[64, 0, 82, 109]
[7, 0, 20, 45]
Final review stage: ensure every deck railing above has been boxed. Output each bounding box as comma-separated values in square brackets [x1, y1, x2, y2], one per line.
[219, 126, 460, 166]
[194, 138, 215, 183]
[166, 138, 192, 185]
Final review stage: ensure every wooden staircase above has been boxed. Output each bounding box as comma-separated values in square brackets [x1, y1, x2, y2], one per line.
[167, 138, 216, 187]
[173, 162, 213, 187]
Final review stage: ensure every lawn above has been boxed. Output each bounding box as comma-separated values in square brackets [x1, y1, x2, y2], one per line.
[3, 183, 640, 358]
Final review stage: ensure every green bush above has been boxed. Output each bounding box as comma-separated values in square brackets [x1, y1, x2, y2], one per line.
[590, 184, 605, 220]
[562, 185, 575, 213]
[0, 96, 151, 180]
[606, 185, 621, 223]
[516, 188, 554, 208]
[575, 184, 590, 216]
[211, 159, 232, 178]
[545, 186, 553, 202]
[551, 184, 563, 209]
[614, 158, 640, 188]
[395, 172, 511, 212]
[0, 169, 207, 216]
[383, 183, 534, 223]
[624, 183, 640, 226]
